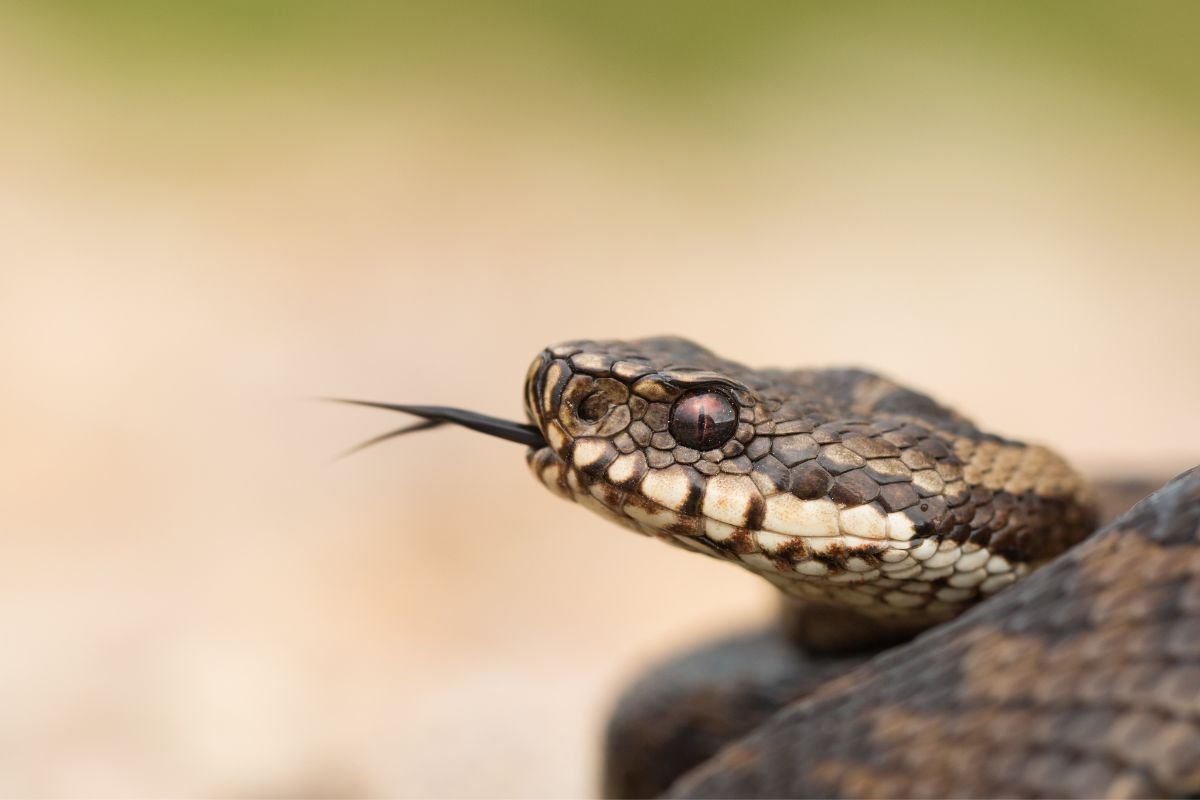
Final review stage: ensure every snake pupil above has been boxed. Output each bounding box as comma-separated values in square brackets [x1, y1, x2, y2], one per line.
[669, 389, 738, 451]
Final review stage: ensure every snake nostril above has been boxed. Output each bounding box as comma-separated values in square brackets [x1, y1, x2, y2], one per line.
[578, 392, 611, 422]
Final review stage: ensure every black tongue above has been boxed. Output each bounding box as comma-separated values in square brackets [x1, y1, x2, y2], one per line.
[331, 399, 547, 453]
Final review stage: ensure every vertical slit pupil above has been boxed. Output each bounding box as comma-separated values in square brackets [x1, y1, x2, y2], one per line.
[670, 389, 737, 451]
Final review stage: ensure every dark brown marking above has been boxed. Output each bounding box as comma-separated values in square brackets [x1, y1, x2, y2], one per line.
[725, 529, 757, 555]
[749, 456, 791, 495]
[829, 469, 880, 506]
[790, 462, 833, 500]
[744, 493, 767, 531]
[676, 465, 706, 516]
[571, 440, 618, 479]
[879, 482, 921, 512]
[772, 536, 812, 563]
[906, 496, 949, 536]
[811, 541, 850, 570]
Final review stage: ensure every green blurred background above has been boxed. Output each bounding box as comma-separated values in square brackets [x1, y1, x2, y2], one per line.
[2, 2, 1198, 797]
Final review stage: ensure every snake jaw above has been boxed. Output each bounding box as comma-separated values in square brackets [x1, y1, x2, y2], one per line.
[519, 338, 1097, 628]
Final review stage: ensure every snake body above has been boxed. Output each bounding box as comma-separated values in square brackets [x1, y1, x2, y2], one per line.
[354, 336, 1199, 798]
[669, 469, 1200, 798]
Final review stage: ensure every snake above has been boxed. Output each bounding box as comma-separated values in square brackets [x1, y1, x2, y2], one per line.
[341, 337, 1200, 799]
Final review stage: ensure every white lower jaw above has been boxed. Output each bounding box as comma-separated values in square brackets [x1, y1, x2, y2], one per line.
[528, 450, 1023, 623]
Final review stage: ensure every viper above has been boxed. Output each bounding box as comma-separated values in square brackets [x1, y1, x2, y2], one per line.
[341, 337, 1200, 799]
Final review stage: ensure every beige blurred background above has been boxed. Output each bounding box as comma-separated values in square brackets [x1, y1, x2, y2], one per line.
[1, 2, 1198, 796]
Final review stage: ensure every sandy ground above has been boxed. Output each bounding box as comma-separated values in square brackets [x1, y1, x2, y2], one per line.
[1, 12, 1198, 797]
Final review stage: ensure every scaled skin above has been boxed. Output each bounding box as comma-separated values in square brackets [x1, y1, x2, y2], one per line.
[523, 337, 1095, 639]
[600, 476, 1166, 798]
[669, 468, 1200, 799]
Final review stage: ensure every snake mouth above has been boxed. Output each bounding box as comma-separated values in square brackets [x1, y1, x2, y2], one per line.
[332, 399, 546, 455]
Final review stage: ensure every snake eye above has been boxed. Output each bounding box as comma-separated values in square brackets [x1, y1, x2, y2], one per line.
[669, 389, 738, 451]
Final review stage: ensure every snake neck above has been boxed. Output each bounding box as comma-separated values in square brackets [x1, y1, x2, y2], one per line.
[778, 598, 932, 654]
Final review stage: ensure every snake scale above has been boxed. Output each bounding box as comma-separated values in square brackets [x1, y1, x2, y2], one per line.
[344, 337, 1200, 799]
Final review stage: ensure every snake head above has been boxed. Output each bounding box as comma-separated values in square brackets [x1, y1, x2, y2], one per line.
[520, 337, 1095, 626]
[523, 337, 762, 527]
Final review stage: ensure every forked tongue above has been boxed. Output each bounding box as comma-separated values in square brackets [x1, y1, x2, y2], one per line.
[331, 399, 546, 457]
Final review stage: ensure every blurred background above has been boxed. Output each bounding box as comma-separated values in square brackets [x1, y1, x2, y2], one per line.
[2, 1, 1198, 796]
